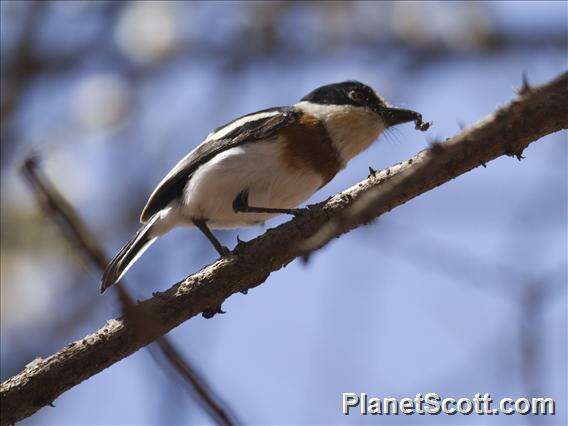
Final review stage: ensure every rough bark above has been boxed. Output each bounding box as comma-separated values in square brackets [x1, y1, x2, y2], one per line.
[1, 72, 566, 425]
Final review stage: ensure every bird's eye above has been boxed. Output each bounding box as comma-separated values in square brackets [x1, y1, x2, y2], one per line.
[349, 91, 365, 102]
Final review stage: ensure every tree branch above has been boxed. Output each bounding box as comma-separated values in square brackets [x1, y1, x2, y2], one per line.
[1, 72, 566, 425]
[18, 157, 239, 426]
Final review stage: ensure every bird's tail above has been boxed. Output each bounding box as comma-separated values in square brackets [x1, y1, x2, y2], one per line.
[100, 216, 159, 293]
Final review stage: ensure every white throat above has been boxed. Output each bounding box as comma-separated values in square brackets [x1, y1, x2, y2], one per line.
[295, 101, 385, 167]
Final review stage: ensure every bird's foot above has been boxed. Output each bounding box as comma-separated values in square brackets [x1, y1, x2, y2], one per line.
[289, 207, 308, 217]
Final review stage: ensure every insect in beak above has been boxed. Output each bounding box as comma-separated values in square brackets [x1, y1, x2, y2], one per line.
[382, 107, 431, 131]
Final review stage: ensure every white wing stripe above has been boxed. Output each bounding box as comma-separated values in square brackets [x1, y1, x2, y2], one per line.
[205, 110, 281, 142]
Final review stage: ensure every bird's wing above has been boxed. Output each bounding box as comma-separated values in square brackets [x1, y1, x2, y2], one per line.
[140, 107, 300, 223]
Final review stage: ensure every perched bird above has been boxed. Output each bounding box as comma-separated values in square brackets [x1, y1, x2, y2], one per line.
[101, 81, 429, 292]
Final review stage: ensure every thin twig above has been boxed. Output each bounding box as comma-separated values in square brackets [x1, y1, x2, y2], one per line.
[18, 157, 239, 426]
[1, 72, 566, 425]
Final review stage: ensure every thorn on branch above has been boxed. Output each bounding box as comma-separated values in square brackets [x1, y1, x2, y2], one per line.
[428, 140, 445, 156]
[517, 72, 533, 96]
[368, 166, 377, 178]
[479, 161, 487, 168]
[234, 234, 248, 252]
[300, 252, 311, 265]
[506, 149, 526, 161]
[202, 305, 226, 319]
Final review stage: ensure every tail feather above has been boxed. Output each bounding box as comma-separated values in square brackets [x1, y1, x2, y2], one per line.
[100, 218, 158, 293]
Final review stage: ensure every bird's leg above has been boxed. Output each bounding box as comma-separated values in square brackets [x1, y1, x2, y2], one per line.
[232, 189, 307, 216]
[192, 219, 230, 256]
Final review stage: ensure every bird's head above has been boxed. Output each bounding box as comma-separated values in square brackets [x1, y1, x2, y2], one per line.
[295, 81, 429, 165]
[300, 80, 427, 129]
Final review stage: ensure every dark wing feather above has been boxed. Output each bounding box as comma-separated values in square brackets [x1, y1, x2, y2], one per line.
[140, 107, 300, 223]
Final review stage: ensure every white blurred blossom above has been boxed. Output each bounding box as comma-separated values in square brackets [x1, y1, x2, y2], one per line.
[391, 2, 492, 51]
[73, 73, 130, 129]
[114, 1, 178, 64]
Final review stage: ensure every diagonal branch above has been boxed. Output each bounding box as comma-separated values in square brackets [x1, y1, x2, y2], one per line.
[1, 72, 567, 425]
[16, 158, 239, 426]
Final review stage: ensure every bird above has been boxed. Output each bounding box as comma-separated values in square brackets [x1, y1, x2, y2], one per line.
[100, 81, 430, 293]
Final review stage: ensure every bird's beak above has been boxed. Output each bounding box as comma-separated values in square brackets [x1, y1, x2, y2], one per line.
[382, 107, 423, 127]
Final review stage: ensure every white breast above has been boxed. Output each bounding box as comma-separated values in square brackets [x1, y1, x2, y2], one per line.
[180, 136, 323, 229]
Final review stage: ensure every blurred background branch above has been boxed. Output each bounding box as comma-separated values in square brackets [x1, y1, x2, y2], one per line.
[17, 156, 239, 426]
